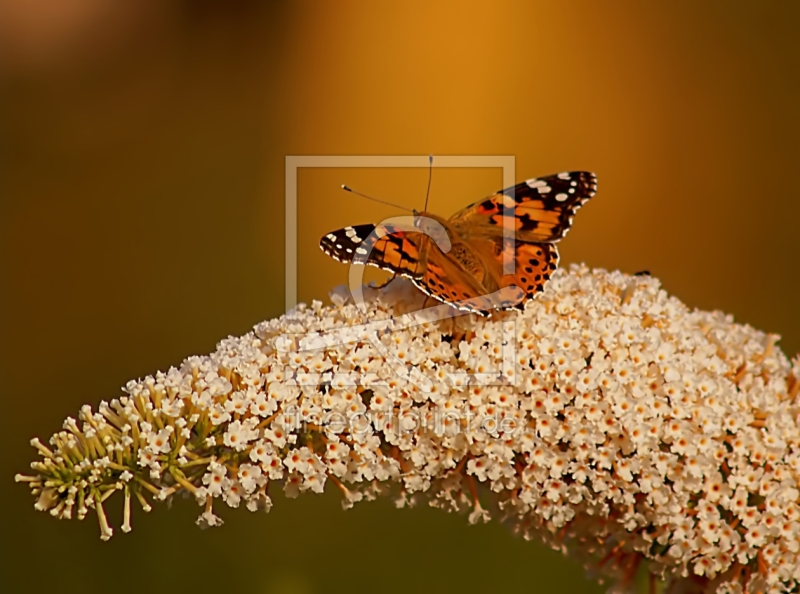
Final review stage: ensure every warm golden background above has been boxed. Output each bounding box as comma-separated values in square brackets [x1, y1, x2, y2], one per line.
[2, 2, 799, 593]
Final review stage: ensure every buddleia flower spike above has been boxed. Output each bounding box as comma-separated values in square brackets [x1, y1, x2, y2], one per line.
[17, 265, 800, 594]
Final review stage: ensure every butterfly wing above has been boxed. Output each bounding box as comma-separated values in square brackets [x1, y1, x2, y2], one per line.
[411, 238, 523, 315]
[448, 171, 597, 243]
[320, 171, 594, 315]
[319, 223, 428, 278]
[470, 235, 560, 309]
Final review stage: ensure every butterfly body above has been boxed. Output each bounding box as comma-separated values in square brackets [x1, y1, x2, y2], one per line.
[320, 171, 597, 316]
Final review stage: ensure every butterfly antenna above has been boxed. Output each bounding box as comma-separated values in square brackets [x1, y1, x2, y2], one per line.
[340, 185, 413, 213]
[423, 154, 433, 213]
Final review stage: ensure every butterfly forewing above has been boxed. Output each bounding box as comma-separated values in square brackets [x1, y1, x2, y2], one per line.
[320, 223, 427, 278]
[448, 171, 597, 243]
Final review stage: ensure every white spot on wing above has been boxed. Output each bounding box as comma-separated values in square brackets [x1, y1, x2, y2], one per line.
[557, 172, 571, 180]
[555, 193, 568, 201]
[525, 179, 547, 188]
[355, 247, 368, 255]
[501, 194, 516, 208]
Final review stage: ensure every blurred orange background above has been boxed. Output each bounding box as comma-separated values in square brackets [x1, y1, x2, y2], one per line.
[2, 2, 799, 593]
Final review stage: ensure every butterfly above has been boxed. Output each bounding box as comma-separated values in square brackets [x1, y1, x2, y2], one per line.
[320, 171, 597, 316]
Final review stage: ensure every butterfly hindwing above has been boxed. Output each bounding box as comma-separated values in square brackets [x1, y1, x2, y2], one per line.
[446, 234, 560, 313]
[493, 239, 560, 305]
[412, 240, 524, 315]
[448, 171, 597, 243]
[320, 223, 427, 278]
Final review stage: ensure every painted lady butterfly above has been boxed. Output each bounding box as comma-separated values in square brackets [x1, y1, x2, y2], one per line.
[320, 171, 597, 316]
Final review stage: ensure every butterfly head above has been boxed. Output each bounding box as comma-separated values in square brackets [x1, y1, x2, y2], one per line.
[412, 210, 452, 252]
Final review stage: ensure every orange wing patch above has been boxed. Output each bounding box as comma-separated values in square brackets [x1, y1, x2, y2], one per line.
[376, 234, 423, 273]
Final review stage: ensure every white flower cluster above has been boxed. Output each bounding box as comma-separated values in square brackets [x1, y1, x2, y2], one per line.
[18, 265, 800, 594]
